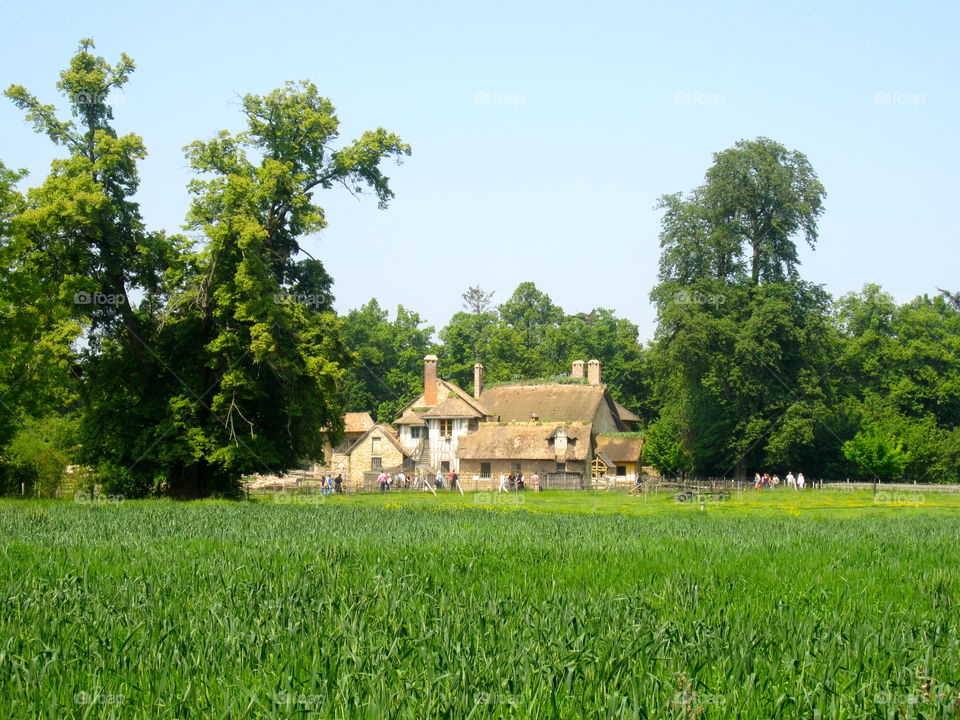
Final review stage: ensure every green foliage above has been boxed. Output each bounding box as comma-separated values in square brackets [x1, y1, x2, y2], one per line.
[4, 42, 411, 497]
[842, 428, 909, 480]
[643, 412, 693, 476]
[4, 415, 79, 497]
[658, 137, 826, 287]
[340, 300, 434, 422]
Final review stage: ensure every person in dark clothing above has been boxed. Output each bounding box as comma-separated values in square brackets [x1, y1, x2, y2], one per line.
[334, 474, 343, 494]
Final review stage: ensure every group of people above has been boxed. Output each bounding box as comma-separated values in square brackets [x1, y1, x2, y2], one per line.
[754, 471, 807, 490]
[376, 471, 411, 492]
[320, 474, 344, 494]
[497, 472, 540, 492]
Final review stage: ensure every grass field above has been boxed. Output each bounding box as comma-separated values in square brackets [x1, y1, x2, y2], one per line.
[1, 490, 958, 718]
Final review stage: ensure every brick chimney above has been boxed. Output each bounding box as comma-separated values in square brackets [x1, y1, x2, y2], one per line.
[424, 355, 438, 405]
[473, 363, 484, 399]
[572, 360, 585, 378]
[587, 359, 601, 385]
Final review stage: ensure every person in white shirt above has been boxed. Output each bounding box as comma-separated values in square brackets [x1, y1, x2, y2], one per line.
[797, 472, 805, 490]
[498, 473, 508, 492]
[786, 472, 796, 489]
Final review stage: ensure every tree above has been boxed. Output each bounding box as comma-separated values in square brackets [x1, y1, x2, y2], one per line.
[6, 42, 411, 497]
[496, 282, 564, 378]
[4, 40, 170, 493]
[643, 411, 693, 478]
[438, 310, 498, 388]
[462, 285, 495, 314]
[651, 139, 834, 480]
[140, 81, 410, 496]
[842, 428, 909, 481]
[658, 137, 826, 287]
[341, 300, 434, 422]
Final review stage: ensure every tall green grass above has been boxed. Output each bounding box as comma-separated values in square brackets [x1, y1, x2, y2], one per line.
[0, 493, 958, 718]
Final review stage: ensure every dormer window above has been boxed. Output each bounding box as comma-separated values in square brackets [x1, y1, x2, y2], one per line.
[438, 419, 453, 436]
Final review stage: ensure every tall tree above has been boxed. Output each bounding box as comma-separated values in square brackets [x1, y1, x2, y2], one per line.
[658, 137, 826, 287]
[651, 139, 833, 480]
[4, 40, 177, 494]
[462, 285, 495, 314]
[146, 81, 410, 495]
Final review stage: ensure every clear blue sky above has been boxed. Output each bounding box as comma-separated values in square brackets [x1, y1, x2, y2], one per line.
[1, 0, 957, 342]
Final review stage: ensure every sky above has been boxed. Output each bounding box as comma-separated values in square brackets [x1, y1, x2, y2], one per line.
[0, 0, 957, 343]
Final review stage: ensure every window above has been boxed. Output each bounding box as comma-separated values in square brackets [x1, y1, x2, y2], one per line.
[438, 419, 453, 437]
[512, 462, 521, 474]
[372, 457, 382, 470]
[410, 426, 423, 439]
[616, 465, 627, 477]
[480, 462, 491, 478]
[441, 461, 450, 473]
[371, 437, 382, 453]
[556, 462, 566, 473]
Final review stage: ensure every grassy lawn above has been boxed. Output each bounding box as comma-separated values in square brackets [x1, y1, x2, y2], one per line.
[0, 490, 958, 718]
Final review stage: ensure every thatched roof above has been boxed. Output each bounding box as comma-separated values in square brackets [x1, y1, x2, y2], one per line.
[422, 396, 485, 418]
[394, 408, 427, 425]
[457, 422, 591, 461]
[594, 435, 644, 463]
[613, 401, 640, 423]
[346, 424, 411, 457]
[393, 379, 490, 422]
[344, 412, 375, 434]
[478, 384, 608, 423]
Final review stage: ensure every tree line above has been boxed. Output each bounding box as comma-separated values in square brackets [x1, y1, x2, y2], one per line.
[1, 41, 958, 498]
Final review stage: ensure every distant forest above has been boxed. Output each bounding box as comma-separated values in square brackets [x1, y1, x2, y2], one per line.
[2, 42, 958, 498]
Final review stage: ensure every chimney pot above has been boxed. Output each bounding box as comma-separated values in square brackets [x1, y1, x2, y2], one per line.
[424, 355, 439, 405]
[572, 360, 585, 378]
[587, 359, 601, 385]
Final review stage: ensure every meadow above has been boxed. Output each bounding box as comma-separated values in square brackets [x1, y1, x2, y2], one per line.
[0, 490, 958, 719]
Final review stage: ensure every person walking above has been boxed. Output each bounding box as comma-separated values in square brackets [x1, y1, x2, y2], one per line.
[498, 472, 508, 493]
[786, 471, 796, 489]
[449, 471, 459, 492]
[532, 472, 541, 492]
[378, 470, 389, 493]
[517, 472, 525, 491]
[797, 472, 806, 490]
[334, 474, 343, 494]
